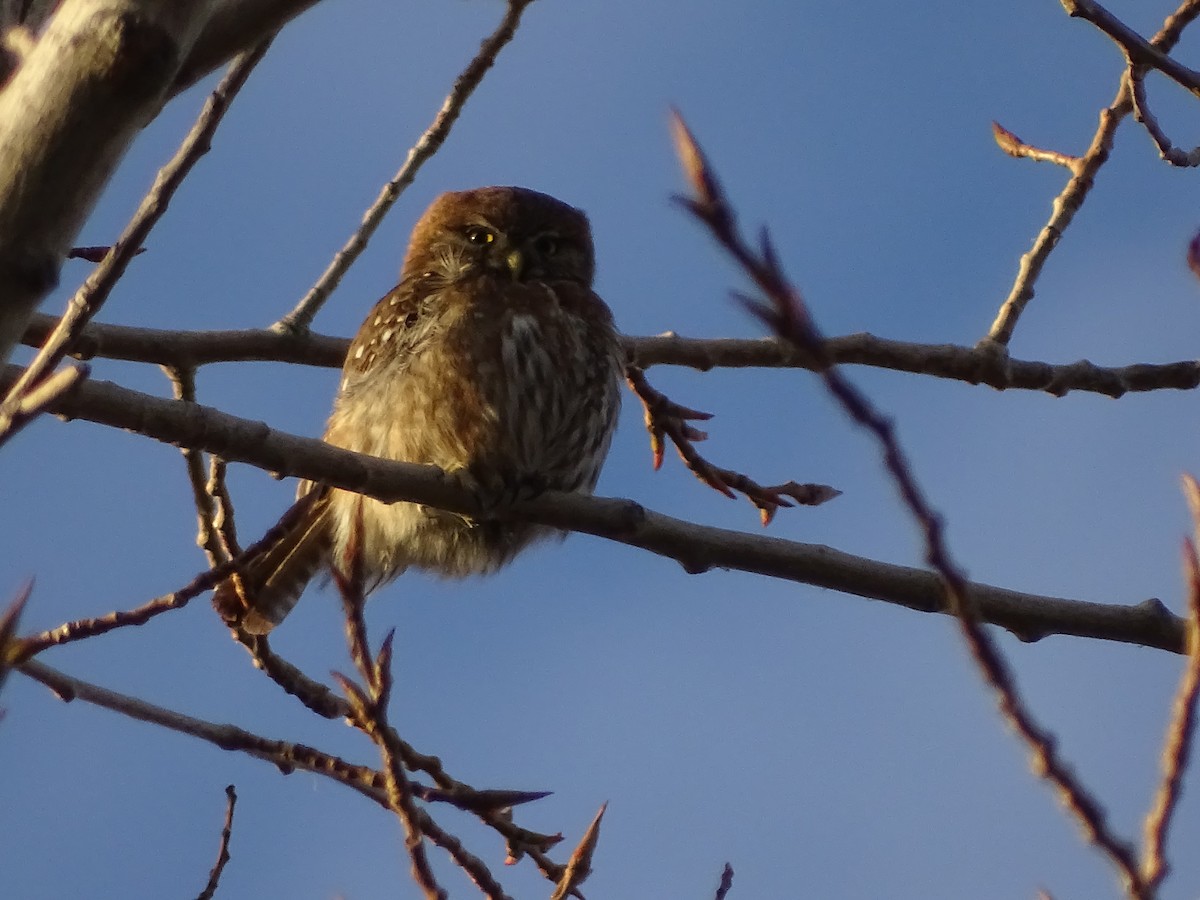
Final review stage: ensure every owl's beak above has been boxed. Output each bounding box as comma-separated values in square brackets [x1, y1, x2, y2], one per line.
[504, 248, 525, 281]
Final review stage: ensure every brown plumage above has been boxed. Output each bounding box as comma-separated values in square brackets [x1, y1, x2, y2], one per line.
[214, 187, 624, 633]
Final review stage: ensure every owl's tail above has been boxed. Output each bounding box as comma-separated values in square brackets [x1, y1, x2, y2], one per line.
[213, 489, 332, 634]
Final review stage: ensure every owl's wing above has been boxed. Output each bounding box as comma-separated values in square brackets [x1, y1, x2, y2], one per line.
[340, 277, 433, 383]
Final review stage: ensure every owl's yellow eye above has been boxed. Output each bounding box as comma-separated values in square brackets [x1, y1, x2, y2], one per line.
[465, 226, 495, 245]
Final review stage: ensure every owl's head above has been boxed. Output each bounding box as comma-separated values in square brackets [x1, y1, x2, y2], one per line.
[402, 186, 595, 287]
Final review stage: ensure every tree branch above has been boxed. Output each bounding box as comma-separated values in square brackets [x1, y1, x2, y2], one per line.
[0, 0, 211, 365]
[2, 36, 272, 445]
[986, 0, 1200, 345]
[173, 0, 321, 93]
[1, 363, 1185, 654]
[1062, 0, 1200, 97]
[672, 108, 1149, 897]
[22, 313, 1200, 398]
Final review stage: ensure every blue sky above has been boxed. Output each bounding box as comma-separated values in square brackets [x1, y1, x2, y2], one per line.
[5, 1, 1200, 897]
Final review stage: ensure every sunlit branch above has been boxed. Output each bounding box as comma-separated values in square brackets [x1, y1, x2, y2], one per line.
[1128, 62, 1200, 167]
[1062, 0, 1200, 96]
[986, 0, 1200, 346]
[23, 313, 1200, 398]
[0, 363, 1185, 654]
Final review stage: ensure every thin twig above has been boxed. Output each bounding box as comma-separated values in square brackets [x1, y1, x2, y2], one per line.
[0, 363, 87, 450]
[987, 0, 1200, 345]
[1140, 477, 1200, 889]
[20, 656, 546, 823]
[19, 658, 389, 802]
[14, 577, 217, 663]
[164, 366, 233, 567]
[194, 785, 237, 900]
[13, 504, 319, 663]
[1128, 62, 1200, 166]
[0, 38, 274, 441]
[334, 505, 373, 691]
[328, 535, 529, 898]
[235, 631, 351, 720]
[332, 553, 447, 900]
[991, 122, 1082, 171]
[626, 364, 840, 524]
[713, 863, 735, 900]
[275, 0, 538, 333]
[207, 456, 241, 558]
[21, 623, 578, 894]
[671, 110, 1149, 898]
[226, 598, 567, 887]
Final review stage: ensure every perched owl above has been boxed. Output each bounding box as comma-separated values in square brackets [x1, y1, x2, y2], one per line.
[214, 187, 624, 633]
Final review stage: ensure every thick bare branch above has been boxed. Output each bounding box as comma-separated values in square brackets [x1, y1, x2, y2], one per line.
[0, 0, 211, 364]
[1, 37, 272, 446]
[1062, 0, 1200, 96]
[174, 0, 319, 92]
[24, 313, 1200, 398]
[1, 363, 1184, 654]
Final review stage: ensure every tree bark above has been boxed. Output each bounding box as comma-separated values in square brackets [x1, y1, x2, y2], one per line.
[0, 0, 212, 364]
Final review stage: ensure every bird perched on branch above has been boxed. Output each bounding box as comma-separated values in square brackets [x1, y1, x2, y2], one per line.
[214, 187, 624, 633]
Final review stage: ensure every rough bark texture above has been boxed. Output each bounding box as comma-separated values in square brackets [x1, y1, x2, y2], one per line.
[0, 0, 212, 364]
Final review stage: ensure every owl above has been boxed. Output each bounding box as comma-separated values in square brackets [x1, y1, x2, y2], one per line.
[214, 187, 624, 633]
